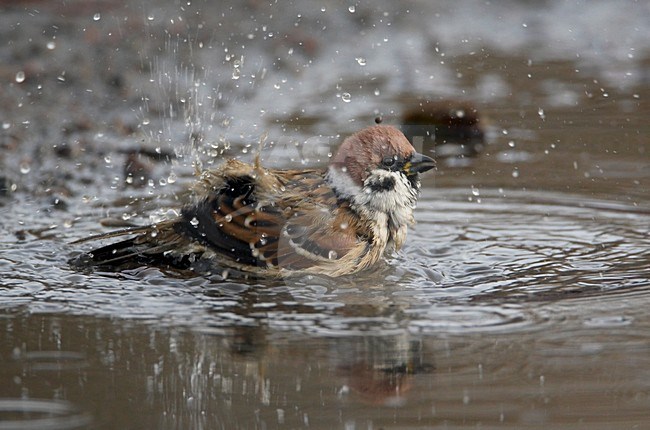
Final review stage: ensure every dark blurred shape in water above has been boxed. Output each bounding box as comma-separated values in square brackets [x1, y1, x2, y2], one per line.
[401, 98, 485, 158]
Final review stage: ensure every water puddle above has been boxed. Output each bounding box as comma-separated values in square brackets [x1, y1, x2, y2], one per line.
[1, 188, 648, 336]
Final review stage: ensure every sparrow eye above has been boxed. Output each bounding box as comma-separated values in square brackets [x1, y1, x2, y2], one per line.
[382, 156, 397, 168]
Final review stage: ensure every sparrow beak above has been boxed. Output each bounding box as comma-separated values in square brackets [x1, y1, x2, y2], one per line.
[404, 152, 436, 175]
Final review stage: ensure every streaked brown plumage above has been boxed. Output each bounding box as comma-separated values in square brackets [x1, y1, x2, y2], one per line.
[73, 125, 435, 277]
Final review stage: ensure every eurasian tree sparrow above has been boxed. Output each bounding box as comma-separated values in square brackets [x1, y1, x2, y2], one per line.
[74, 125, 435, 277]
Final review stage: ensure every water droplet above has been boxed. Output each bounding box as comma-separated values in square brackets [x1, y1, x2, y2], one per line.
[167, 172, 177, 184]
[374, 89, 380, 96]
[19, 162, 31, 174]
[232, 56, 243, 80]
[46, 41, 56, 50]
[471, 186, 480, 196]
[512, 169, 520, 178]
[339, 222, 349, 230]
[355, 57, 366, 66]
[147, 15, 154, 21]
[150, 230, 158, 238]
[224, 214, 233, 222]
[348, 5, 356, 13]
[328, 250, 338, 260]
[341, 92, 351, 103]
[93, 13, 101, 21]
[508, 141, 516, 148]
[2, 123, 10, 130]
[538, 108, 545, 120]
[159, 178, 167, 186]
[15, 71, 25, 83]
[190, 217, 199, 226]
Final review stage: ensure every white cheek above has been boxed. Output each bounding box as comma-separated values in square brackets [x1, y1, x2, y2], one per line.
[327, 166, 361, 198]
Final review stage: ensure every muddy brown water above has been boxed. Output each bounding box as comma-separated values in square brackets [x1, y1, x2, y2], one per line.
[1, 1, 649, 429]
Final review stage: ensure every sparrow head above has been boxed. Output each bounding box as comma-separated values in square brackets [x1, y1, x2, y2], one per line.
[328, 125, 435, 202]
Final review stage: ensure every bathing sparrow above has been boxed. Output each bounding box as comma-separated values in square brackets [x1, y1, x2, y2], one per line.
[74, 125, 435, 277]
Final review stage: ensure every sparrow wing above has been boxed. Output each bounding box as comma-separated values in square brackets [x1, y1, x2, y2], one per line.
[76, 160, 368, 274]
[174, 174, 283, 267]
[178, 167, 364, 273]
[265, 173, 364, 271]
[274, 208, 361, 270]
[74, 161, 281, 270]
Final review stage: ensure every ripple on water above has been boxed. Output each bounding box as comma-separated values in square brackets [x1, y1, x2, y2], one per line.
[406, 303, 550, 334]
[1, 188, 649, 335]
[12, 349, 89, 372]
[404, 188, 650, 300]
[0, 399, 92, 430]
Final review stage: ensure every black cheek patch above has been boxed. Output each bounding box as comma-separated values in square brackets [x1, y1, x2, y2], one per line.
[368, 176, 396, 192]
